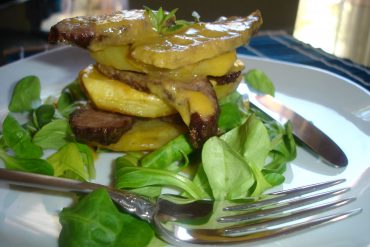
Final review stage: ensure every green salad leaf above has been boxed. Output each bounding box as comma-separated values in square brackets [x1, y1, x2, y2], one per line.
[33, 119, 73, 150]
[244, 69, 275, 96]
[33, 104, 55, 128]
[202, 114, 273, 200]
[140, 134, 193, 171]
[8, 75, 41, 112]
[115, 155, 208, 199]
[0, 148, 53, 175]
[221, 114, 270, 170]
[47, 142, 95, 181]
[201, 137, 255, 200]
[76, 143, 96, 179]
[262, 121, 296, 186]
[57, 79, 86, 118]
[0, 134, 6, 149]
[59, 188, 154, 247]
[2, 114, 43, 159]
[217, 91, 248, 132]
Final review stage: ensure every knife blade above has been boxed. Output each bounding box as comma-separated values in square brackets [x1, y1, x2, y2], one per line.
[242, 88, 348, 168]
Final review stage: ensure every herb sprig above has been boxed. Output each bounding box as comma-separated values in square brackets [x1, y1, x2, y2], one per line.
[144, 6, 194, 35]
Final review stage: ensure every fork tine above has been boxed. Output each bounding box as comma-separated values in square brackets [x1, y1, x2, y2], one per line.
[224, 179, 346, 211]
[222, 208, 362, 238]
[222, 197, 356, 236]
[175, 208, 362, 244]
[218, 187, 350, 223]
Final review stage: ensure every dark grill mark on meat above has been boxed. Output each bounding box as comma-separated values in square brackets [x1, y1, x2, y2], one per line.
[208, 71, 241, 85]
[69, 107, 134, 145]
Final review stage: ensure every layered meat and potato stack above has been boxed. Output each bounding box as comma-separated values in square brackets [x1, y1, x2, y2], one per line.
[48, 9, 262, 151]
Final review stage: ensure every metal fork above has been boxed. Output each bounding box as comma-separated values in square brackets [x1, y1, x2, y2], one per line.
[0, 168, 361, 245]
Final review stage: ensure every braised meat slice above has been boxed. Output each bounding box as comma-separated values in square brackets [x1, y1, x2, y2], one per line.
[70, 107, 134, 145]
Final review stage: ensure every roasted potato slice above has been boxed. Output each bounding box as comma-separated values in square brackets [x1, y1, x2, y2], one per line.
[80, 65, 176, 118]
[48, 10, 159, 50]
[49, 9, 262, 68]
[90, 46, 143, 72]
[91, 45, 237, 78]
[104, 118, 186, 151]
[132, 11, 262, 69]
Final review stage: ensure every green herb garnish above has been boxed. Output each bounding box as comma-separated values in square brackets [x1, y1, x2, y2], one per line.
[144, 6, 193, 35]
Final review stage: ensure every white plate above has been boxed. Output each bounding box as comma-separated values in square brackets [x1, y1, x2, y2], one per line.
[0, 46, 369, 247]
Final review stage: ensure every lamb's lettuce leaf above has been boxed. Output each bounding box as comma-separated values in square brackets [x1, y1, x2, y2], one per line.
[33, 119, 73, 150]
[59, 188, 154, 247]
[0, 148, 53, 175]
[202, 114, 272, 200]
[2, 114, 43, 159]
[115, 154, 208, 199]
[33, 104, 55, 128]
[57, 79, 86, 118]
[8, 75, 41, 112]
[140, 134, 193, 171]
[47, 142, 95, 181]
[201, 113, 295, 200]
[201, 137, 255, 200]
[244, 69, 275, 96]
[221, 114, 270, 170]
[217, 91, 248, 132]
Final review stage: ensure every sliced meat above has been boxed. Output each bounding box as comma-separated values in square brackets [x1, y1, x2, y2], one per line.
[208, 71, 241, 85]
[96, 64, 219, 148]
[70, 107, 134, 145]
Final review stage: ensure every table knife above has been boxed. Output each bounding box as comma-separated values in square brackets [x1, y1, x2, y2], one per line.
[240, 84, 348, 167]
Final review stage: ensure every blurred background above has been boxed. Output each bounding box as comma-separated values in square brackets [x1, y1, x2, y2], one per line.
[0, 0, 369, 67]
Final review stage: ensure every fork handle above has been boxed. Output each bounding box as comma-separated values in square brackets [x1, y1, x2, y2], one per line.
[0, 168, 104, 192]
[0, 168, 155, 222]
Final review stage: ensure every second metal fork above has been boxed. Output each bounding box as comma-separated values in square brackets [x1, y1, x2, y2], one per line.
[0, 168, 362, 245]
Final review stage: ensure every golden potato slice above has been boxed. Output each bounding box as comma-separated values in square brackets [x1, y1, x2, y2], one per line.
[80, 65, 176, 117]
[90, 46, 142, 72]
[104, 119, 186, 151]
[49, 9, 262, 61]
[131, 10, 262, 69]
[49, 9, 160, 50]
[90, 45, 237, 78]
